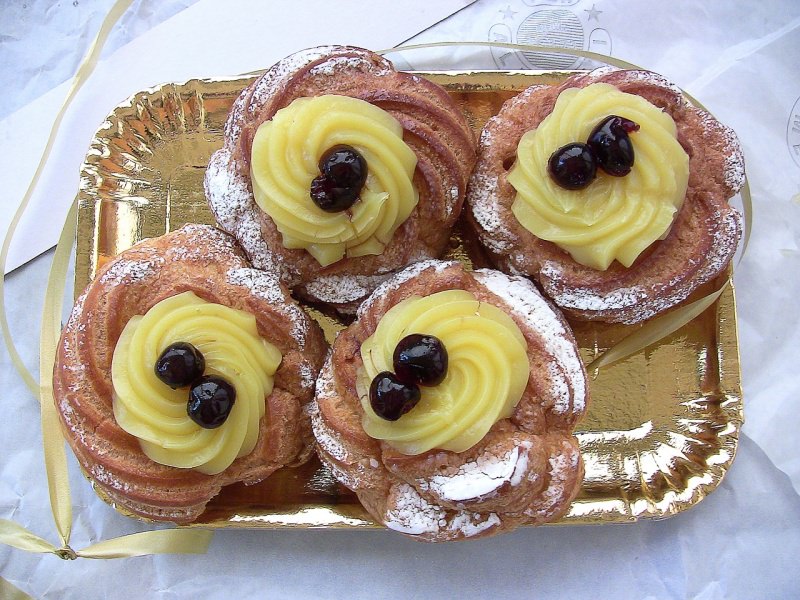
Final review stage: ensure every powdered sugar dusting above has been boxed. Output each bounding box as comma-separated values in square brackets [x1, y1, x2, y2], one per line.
[221, 46, 350, 155]
[611, 68, 685, 98]
[91, 464, 131, 493]
[305, 273, 392, 304]
[226, 267, 308, 348]
[528, 443, 580, 518]
[545, 362, 572, 415]
[469, 171, 513, 253]
[204, 149, 250, 228]
[541, 262, 647, 311]
[59, 336, 86, 384]
[314, 353, 334, 396]
[449, 185, 459, 203]
[422, 447, 521, 502]
[239, 46, 393, 139]
[445, 185, 460, 219]
[307, 55, 390, 78]
[447, 512, 501, 537]
[385, 484, 446, 535]
[553, 286, 646, 312]
[312, 405, 351, 463]
[583, 65, 617, 79]
[97, 255, 163, 287]
[328, 458, 365, 489]
[227, 266, 285, 304]
[222, 84, 248, 142]
[312, 368, 380, 490]
[310, 357, 355, 465]
[58, 397, 88, 447]
[474, 269, 587, 415]
[510, 441, 533, 486]
[63, 291, 88, 337]
[384, 483, 502, 538]
[166, 224, 241, 264]
[310, 357, 353, 460]
[298, 361, 315, 390]
[248, 46, 339, 115]
[724, 149, 746, 192]
[356, 260, 456, 318]
[698, 111, 746, 193]
[540, 261, 685, 324]
[205, 150, 286, 278]
[468, 122, 515, 253]
[479, 126, 494, 147]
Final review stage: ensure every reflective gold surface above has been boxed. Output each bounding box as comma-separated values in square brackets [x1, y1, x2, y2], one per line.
[74, 71, 742, 528]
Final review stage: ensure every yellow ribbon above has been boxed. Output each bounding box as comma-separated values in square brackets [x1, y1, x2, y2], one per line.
[40, 200, 79, 545]
[380, 41, 752, 369]
[0, 0, 212, 562]
[0, 570, 35, 600]
[0, 518, 211, 559]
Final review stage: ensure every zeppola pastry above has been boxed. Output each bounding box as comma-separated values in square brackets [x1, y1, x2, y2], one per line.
[467, 68, 745, 323]
[53, 224, 327, 523]
[205, 45, 477, 313]
[311, 260, 589, 541]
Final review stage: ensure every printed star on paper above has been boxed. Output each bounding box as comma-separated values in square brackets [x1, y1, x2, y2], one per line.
[501, 5, 517, 20]
[585, 4, 602, 21]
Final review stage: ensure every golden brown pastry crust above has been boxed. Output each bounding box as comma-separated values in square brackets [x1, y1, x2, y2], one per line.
[205, 45, 476, 313]
[53, 224, 328, 523]
[467, 68, 745, 324]
[311, 260, 588, 541]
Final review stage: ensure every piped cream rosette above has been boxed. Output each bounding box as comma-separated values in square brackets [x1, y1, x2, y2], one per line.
[357, 290, 530, 455]
[508, 83, 690, 270]
[250, 94, 419, 266]
[111, 292, 282, 475]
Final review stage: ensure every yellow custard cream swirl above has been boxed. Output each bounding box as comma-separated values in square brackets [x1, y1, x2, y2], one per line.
[111, 292, 282, 475]
[250, 95, 419, 267]
[508, 83, 689, 270]
[358, 290, 530, 455]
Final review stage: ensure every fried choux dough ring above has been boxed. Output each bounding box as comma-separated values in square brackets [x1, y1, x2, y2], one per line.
[467, 68, 745, 324]
[205, 45, 476, 313]
[311, 260, 588, 541]
[53, 224, 327, 523]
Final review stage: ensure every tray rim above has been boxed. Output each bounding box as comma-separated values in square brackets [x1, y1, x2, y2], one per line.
[72, 69, 743, 530]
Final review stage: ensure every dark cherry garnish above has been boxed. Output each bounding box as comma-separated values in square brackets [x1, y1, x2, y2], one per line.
[309, 145, 368, 213]
[547, 142, 597, 190]
[155, 342, 206, 389]
[369, 371, 421, 421]
[187, 375, 236, 429]
[309, 175, 339, 211]
[393, 334, 448, 386]
[321, 145, 367, 189]
[588, 115, 640, 176]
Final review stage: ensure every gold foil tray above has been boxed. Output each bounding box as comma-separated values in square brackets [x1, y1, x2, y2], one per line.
[74, 71, 742, 528]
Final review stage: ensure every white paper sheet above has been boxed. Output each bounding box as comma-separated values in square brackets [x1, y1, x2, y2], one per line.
[2, 1, 800, 598]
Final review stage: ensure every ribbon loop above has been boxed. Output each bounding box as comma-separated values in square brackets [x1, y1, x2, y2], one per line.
[0, 519, 57, 554]
[77, 529, 214, 559]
